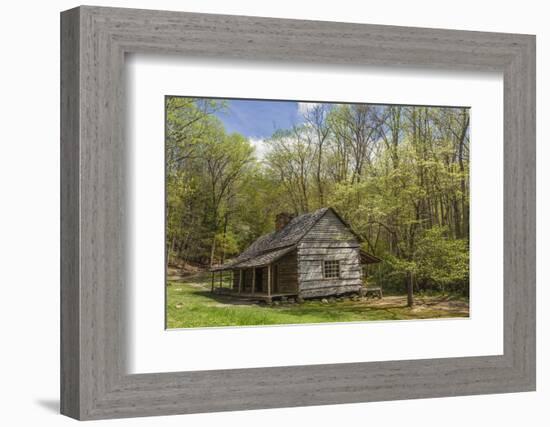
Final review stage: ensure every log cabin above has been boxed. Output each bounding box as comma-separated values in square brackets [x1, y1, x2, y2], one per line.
[211, 207, 381, 302]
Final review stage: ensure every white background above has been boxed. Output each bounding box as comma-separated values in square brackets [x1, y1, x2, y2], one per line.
[0, 0, 547, 426]
[129, 57, 503, 373]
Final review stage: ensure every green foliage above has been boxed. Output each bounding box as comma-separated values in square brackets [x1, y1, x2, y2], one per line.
[166, 98, 470, 295]
[214, 230, 240, 260]
[414, 227, 469, 294]
[374, 228, 469, 295]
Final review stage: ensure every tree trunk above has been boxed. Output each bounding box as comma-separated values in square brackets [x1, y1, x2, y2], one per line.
[209, 236, 216, 267]
[407, 271, 414, 307]
[316, 154, 324, 207]
[220, 212, 228, 264]
[168, 234, 176, 266]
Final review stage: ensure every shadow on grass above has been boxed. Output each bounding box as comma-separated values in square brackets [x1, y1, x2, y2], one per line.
[194, 290, 263, 306]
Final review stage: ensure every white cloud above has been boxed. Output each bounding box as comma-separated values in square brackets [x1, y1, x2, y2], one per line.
[297, 102, 318, 116]
[249, 138, 268, 160]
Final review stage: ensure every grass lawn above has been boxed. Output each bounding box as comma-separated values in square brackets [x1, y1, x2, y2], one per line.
[166, 273, 469, 329]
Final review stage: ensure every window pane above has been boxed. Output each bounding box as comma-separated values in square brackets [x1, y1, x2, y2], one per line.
[324, 260, 340, 279]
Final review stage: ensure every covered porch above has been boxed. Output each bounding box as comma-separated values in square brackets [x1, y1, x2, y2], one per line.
[209, 267, 298, 303]
[210, 246, 297, 302]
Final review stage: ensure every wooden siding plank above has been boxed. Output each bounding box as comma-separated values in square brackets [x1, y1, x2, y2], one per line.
[298, 241, 360, 249]
[297, 251, 362, 258]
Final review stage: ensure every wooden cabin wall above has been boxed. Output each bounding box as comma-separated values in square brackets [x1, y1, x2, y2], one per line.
[232, 270, 239, 291]
[273, 251, 298, 294]
[242, 269, 253, 292]
[297, 210, 363, 298]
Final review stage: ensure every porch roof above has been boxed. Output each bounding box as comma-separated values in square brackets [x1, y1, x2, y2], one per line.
[211, 245, 295, 272]
[360, 249, 382, 264]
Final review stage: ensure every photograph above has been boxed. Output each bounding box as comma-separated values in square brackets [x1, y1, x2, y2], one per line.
[165, 96, 471, 328]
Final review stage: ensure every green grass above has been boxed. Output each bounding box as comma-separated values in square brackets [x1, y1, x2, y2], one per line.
[166, 273, 469, 329]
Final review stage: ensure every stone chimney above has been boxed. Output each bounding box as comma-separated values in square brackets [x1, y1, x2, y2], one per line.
[275, 212, 295, 231]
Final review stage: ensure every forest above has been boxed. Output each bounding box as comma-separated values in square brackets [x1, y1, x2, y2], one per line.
[166, 97, 470, 296]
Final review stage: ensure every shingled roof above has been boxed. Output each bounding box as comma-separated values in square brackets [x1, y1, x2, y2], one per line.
[211, 207, 380, 271]
[211, 207, 328, 271]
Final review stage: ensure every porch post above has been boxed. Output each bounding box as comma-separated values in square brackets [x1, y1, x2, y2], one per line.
[238, 269, 242, 294]
[267, 264, 272, 298]
[219, 271, 223, 288]
[251, 268, 256, 295]
[210, 271, 214, 293]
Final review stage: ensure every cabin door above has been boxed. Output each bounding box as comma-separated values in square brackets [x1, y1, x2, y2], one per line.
[254, 268, 263, 293]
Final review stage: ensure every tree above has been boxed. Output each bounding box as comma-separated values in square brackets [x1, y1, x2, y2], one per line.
[166, 97, 470, 298]
[414, 227, 469, 294]
[302, 103, 331, 207]
[265, 128, 315, 213]
[202, 132, 254, 265]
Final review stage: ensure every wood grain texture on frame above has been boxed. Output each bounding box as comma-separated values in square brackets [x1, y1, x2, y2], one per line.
[60, 5, 536, 420]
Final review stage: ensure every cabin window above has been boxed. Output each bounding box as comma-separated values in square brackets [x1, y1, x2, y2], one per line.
[323, 260, 340, 279]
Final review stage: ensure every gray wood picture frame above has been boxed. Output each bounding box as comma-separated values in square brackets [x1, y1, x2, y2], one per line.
[60, 5, 536, 421]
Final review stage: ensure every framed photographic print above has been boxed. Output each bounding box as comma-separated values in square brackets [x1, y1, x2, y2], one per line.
[164, 97, 471, 330]
[61, 5, 536, 420]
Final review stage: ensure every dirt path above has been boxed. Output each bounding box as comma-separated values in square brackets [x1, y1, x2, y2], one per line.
[364, 295, 469, 316]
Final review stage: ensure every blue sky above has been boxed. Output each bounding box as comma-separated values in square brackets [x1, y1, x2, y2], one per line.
[213, 99, 312, 158]
[215, 99, 305, 139]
